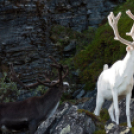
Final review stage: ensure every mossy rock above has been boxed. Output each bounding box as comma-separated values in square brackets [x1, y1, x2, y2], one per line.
[77, 109, 110, 134]
[77, 109, 101, 122]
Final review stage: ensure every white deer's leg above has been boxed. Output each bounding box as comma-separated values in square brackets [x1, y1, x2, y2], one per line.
[113, 92, 119, 125]
[126, 92, 132, 128]
[94, 95, 104, 116]
[108, 102, 115, 122]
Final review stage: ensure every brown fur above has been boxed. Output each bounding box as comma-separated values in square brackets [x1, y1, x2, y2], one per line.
[0, 86, 63, 133]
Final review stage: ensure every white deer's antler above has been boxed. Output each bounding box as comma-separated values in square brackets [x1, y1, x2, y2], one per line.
[126, 10, 134, 20]
[108, 11, 134, 46]
[126, 10, 134, 40]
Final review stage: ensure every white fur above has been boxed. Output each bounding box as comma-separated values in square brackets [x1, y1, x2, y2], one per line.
[94, 10, 134, 128]
[63, 82, 69, 87]
[51, 81, 70, 90]
[103, 64, 108, 70]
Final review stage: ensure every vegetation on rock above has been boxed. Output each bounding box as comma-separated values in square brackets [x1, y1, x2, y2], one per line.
[51, 0, 134, 91]
[77, 109, 109, 134]
[74, 0, 134, 90]
[120, 119, 134, 133]
[0, 72, 18, 102]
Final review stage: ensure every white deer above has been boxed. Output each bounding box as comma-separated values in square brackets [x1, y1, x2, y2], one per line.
[94, 10, 134, 128]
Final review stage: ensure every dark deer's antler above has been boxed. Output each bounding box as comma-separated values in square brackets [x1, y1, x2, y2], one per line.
[9, 57, 69, 89]
[10, 64, 29, 89]
[37, 56, 69, 87]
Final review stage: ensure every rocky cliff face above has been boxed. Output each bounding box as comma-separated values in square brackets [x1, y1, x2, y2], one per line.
[0, 0, 125, 84]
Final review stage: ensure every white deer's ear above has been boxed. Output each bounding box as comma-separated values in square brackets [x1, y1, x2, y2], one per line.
[126, 45, 134, 52]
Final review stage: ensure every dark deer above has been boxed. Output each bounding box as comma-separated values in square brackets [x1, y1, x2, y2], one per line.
[0, 56, 69, 134]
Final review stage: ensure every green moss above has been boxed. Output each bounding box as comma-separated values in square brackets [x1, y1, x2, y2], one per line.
[93, 129, 106, 134]
[77, 109, 110, 134]
[130, 120, 134, 133]
[77, 109, 109, 122]
[120, 122, 127, 126]
[100, 109, 109, 121]
[131, 127, 134, 134]
[77, 109, 101, 122]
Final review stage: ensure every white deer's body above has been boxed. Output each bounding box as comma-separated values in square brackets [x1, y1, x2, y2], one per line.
[98, 54, 134, 100]
[94, 10, 134, 128]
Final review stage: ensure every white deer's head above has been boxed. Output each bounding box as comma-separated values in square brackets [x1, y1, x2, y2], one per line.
[108, 10, 134, 55]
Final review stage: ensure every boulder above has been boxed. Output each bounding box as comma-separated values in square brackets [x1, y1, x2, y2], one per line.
[105, 121, 132, 134]
[35, 103, 96, 134]
[63, 40, 76, 52]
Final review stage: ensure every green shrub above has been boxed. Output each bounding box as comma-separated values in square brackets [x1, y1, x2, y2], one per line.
[36, 85, 48, 95]
[74, 0, 134, 90]
[0, 72, 18, 102]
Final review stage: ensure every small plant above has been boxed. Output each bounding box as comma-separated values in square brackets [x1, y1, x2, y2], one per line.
[61, 92, 72, 103]
[0, 72, 18, 102]
[36, 85, 48, 95]
[100, 109, 109, 121]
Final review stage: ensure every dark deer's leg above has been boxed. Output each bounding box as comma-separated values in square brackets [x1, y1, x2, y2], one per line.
[29, 120, 38, 134]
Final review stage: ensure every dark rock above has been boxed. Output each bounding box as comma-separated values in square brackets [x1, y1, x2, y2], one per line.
[84, 89, 97, 98]
[76, 90, 85, 99]
[63, 40, 76, 52]
[0, 0, 125, 84]
[36, 103, 95, 134]
[72, 89, 81, 98]
[69, 0, 82, 7]
[78, 89, 112, 112]
[105, 121, 132, 134]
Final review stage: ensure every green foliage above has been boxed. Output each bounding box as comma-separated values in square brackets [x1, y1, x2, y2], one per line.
[74, 0, 134, 90]
[95, 109, 109, 134]
[120, 122, 127, 126]
[50, 25, 96, 86]
[100, 109, 109, 121]
[0, 72, 18, 102]
[50, 1, 134, 91]
[51, 25, 96, 54]
[36, 85, 48, 95]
